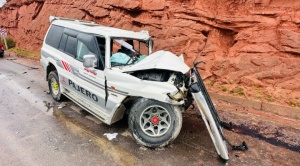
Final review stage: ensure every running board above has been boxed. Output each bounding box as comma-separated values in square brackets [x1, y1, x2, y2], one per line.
[190, 61, 248, 160]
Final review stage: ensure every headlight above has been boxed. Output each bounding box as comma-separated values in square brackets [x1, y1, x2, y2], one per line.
[168, 90, 184, 101]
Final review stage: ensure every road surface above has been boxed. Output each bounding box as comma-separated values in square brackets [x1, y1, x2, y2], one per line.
[0, 57, 299, 166]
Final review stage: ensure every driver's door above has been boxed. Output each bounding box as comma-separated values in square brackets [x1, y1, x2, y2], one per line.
[71, 34, 109, 120]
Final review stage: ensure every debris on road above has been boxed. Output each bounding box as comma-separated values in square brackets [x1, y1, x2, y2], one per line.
[104, 133, 118, 141]
[43, 101, 52, 108]
[28, 67, 39, 70]
[58, 103, 66, 109]
[7, 58, 16, 60]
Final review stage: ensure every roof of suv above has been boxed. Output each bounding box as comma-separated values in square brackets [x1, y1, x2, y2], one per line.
[52, 20, 151, 41]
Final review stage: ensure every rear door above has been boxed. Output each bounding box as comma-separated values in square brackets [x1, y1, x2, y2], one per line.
[42, 25, 76, 93]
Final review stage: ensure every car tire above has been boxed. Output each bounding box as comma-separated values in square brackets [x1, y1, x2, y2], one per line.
[48, 71, 65, 101]
[128, 98, 182, 148]
[0, 50, 4, 58]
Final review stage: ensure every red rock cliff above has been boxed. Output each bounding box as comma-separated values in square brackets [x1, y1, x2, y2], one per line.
[1, 0, 300, 91]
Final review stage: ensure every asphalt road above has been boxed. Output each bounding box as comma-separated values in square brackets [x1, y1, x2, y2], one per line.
[0, 57, 299, 166]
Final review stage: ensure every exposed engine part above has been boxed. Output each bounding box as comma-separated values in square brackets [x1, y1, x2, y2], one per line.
[168, 72, 188, 88]
[167, 90, 184, 102]
[183, 90, 194, 110]
[131, 70, 172, 82]
[130, 69, 193, 107]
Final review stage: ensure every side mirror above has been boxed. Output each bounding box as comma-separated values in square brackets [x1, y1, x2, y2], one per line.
[83, 54, 97, 68]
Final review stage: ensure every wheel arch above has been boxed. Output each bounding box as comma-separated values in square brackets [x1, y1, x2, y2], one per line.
[46, 63, 57, 80]
[122, 96, 142, 114]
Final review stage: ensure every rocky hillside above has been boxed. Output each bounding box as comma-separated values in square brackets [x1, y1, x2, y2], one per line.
[1, 0, 300, 94]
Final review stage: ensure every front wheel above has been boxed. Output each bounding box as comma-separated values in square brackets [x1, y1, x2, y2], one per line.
[128, 98, 182, 148]
[48, 71, 64, 101]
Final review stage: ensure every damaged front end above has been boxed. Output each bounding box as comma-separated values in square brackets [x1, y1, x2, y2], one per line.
[117, 50, 247, 160]
[130, 69, 192, 106]
[115, 50, 191, 106]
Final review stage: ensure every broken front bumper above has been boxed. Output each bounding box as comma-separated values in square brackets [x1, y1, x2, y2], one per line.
[189, 62, 248, 161]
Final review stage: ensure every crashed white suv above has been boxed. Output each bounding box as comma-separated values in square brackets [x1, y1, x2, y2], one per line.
[40, 16, 190, 148]
[41, 16, 242, 160]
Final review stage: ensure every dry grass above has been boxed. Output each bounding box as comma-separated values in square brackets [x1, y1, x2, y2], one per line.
[8, 48, 40, 60]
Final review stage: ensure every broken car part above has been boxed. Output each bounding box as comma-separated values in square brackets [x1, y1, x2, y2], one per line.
[190, 61, 248, 160]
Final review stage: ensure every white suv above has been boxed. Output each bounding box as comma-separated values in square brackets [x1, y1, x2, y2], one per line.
[41, 16, 235, 160]
[40, 16, 190, 148]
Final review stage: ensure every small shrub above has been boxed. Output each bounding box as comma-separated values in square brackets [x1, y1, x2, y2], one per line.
[230, 86, 244, 96]
[1, 37, 15, 49]
[265, 95, 274, 102]
[289, 101, 298, 107]
[222, 87, 227, 92]
[205, 81, 214, 87]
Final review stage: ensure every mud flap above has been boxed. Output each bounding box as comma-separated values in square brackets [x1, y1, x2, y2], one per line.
[190, 61, 248, 160]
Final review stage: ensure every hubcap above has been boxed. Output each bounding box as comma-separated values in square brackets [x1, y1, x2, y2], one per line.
[50, 77, 59, 96]
[151, 116, 160, 125]
[140, 105, 171, 137]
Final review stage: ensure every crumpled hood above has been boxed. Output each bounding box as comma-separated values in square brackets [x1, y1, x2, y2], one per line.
[121, 50, 190, 74]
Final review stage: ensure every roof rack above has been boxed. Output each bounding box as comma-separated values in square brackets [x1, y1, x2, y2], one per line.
[49, 16, 96, 24]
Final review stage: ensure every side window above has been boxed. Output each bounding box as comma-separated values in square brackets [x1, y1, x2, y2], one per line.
[77, 33, 105, 70]
[97, 37, 106, 69]
[64, 36, 77, 57]
[59, 34, 67, 51]
[45, 25, 64, 49]
[97, 37, 106, 58]
[77, 41, 93, 61]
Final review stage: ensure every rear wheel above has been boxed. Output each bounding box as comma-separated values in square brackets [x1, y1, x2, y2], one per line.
[128, 98, 182, 148]
[48, 71, 64, 101]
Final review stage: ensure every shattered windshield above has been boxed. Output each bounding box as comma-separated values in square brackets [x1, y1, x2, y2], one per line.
[110, 38, 150, 67]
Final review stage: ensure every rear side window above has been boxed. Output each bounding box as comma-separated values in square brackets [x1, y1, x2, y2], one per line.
[59, 34, 67, 51]
[45, 25, 64, 49]
[65, 36, 77, 57]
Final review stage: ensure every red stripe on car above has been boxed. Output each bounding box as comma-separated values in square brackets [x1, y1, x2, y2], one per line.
[62, 61, 70, 72]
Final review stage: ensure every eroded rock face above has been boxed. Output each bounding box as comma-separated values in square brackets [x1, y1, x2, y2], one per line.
[0, 0, 299, 90]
